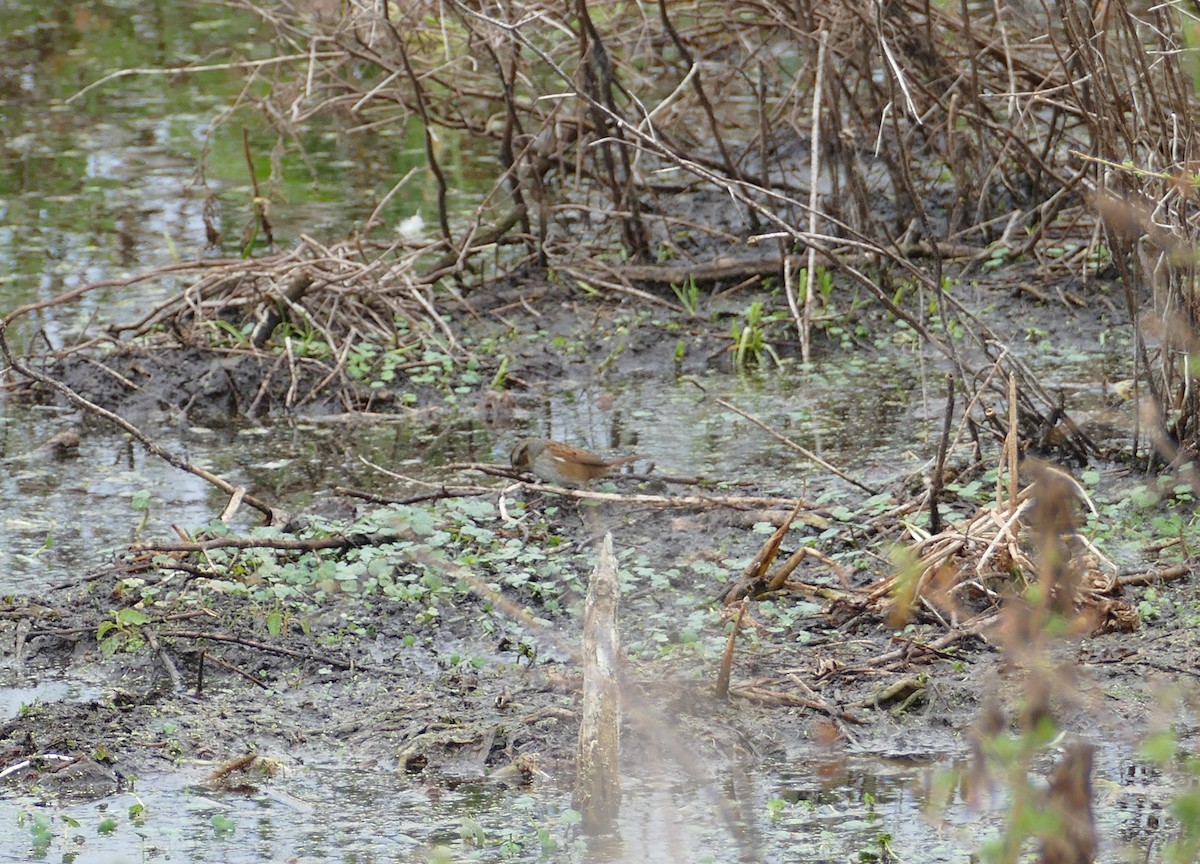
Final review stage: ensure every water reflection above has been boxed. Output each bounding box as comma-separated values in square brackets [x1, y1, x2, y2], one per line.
[0, 728, 1175, 862]
[0, 756, 980, 862]
[511, 365, 931, 491]
[0, 0, 476, 343]
[0, 351, 943, 596]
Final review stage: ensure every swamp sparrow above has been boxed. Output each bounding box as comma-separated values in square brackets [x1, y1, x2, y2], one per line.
[509, 438, 637, 486]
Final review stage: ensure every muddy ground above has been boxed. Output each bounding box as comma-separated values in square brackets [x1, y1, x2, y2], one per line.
[0, 273, 1192, 844]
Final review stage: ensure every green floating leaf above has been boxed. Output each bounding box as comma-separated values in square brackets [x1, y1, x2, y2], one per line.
[210, 813, 236, 835]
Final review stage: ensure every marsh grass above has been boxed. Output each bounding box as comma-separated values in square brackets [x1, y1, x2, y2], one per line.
[23, 2, 1200, 859]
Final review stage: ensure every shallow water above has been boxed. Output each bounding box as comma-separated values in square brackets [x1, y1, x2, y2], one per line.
[0, 358, 936, 595]
[0, 3, 1181, 863]
[0, 744, 1173, 862]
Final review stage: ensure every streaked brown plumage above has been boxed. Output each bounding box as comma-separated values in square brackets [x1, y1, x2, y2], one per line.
[509, 438, 637, 486]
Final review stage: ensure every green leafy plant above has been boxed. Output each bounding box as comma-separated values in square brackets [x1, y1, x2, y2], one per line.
[210, 813, 236, 836]
[345, 340, 421, 389]
[19, 810, 53, 853]
[97, 607, 151, 655]
[489, 353, 509, 390]
[671, 275, 702, 316]
[31, 527, 54, 558]
[798, 264, 834, 304]
[982, 243, 1010, 271]
[131, 489, 151, 540]
[275, 321, 329, 357]
[208, 318, 253, 346]
[731, 300, 783, 369]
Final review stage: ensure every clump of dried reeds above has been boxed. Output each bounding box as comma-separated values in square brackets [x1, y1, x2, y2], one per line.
[53, 0, 1194, 452]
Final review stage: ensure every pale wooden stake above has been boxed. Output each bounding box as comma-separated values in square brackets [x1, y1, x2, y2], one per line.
[573, 533, 622, 832]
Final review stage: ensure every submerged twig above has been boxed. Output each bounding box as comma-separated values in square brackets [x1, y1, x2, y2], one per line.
[707, 394, 878, 495]
[0, 321, 284, 524]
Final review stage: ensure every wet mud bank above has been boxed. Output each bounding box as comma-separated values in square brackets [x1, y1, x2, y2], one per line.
[1, 281, 1187, 812]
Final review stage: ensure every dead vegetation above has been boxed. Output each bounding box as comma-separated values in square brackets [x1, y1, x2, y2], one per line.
[6, 2, 1200, 859]
[12, 0, 1195, 460]
[242, 0, 1200, 461]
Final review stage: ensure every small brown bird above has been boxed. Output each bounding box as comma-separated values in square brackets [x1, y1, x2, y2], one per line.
[509, 438, 637, 487]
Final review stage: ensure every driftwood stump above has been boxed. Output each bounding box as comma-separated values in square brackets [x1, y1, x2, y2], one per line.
[573, 532, 622, 831]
